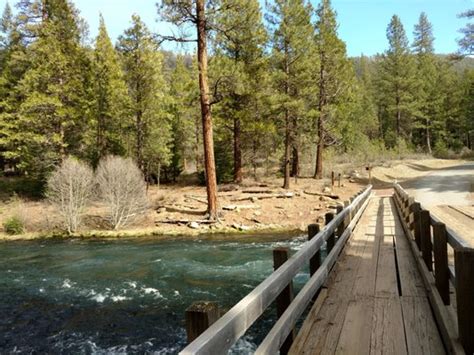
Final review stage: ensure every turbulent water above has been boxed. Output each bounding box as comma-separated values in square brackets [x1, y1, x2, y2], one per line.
[0, 235, 309, 354]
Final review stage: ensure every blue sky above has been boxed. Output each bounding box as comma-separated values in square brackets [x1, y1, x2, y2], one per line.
[1, 0, 472, 56]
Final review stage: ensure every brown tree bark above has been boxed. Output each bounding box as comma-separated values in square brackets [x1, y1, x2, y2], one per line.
[291, 146, 299, 178]
[314, 53, 326, 179]
[283, 42, 291, 189]
[233, 116, 243, 183]
[314, 117, 324, 179]
[283, 112, 291, 189]
[196, 0, 218, 220]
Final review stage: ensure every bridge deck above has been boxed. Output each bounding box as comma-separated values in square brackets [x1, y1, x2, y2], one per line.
[290, 196, 446, 355]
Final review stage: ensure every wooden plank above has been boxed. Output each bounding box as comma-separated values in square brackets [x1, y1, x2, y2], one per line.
[290, 199, 375, 354]
[400, 296, 445, 355]
[420, 210, 433, 271]
[256, 195, 373, 355]
[432, 222, 450, 305]
[393, 193, 465, 355]
[336, 298, 373, 354]
[370, 296, 407, 355]
[375, 201, 398, 298]
[454, 248, 474, 354]
[288, 288, 327, 355]
[273, 248, 295, 355]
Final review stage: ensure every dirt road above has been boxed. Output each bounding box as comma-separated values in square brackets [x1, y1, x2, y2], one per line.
[403, 162, 474, 245]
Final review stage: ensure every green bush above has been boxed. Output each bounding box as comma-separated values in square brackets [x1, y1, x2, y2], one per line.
[3, 216, 25, 235]
[433, 140, 450, 159]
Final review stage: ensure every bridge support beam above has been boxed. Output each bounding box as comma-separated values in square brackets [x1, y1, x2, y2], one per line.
[455, 248, 474, 354]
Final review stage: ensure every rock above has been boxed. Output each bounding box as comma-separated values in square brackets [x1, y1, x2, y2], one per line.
[232, 223, 251, 231]
[349, 178, 355, 183]
[322, 186, 331, 194]
[298, 212, 303, 216]
[350, 170, 360, 178]
[157, 207, 166, 214]
[253, 211, 262, 216]
[188, 222, 200, 229]
[251, 197, 258, 203]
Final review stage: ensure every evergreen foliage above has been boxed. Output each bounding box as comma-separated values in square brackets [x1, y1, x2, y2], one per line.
[0, 0, 472, 198]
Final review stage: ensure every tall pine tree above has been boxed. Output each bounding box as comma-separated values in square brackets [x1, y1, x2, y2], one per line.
[313, 0, 354, 178]
[376, 15, 417, 147]
[117, 14, 171, 177]
[267, 0, 315, 188]
[90, 15, 130, 164]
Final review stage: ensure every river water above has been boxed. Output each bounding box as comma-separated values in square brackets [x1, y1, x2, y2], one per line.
[0, 235, 309, 354]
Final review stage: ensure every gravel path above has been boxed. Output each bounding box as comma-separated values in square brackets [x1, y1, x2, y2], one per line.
[403, 162, 474, 246]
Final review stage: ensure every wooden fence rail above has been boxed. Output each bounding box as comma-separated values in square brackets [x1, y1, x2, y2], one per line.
[393, 183, 473, 355]
[180, 185, 373, 355]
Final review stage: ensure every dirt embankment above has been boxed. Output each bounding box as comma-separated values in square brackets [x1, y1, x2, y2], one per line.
[0, 176, 365, 241]
[1, 158, 467, 241]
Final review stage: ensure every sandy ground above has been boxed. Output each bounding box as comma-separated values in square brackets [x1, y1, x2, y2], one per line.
[0, 158, 469, 240]
[401, 162, 474, 246]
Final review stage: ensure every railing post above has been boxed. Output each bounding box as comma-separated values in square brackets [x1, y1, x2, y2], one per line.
[336, 205, 344, 239]
[412, 202, 422, 247]
[338, 173, 341, 188]
[454, 247, 474, 354]
[185, 301, 219, 343]
[331, 171, 335, 187]
[308, 224, 321, 276]
[325, 212, 335, 253]
[419, 210, 433, 271]
[273, 248, 295, 355]
[432, 222, 450, 305]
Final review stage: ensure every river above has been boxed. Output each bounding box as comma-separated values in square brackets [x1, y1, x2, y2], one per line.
[0, 235, 309, 354]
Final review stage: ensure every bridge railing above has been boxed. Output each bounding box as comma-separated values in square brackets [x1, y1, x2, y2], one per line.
[393, 183, 473, 355]
[180, 185, 373, 355]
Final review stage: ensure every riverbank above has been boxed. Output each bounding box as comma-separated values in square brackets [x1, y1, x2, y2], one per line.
[0, 158, 466, 241]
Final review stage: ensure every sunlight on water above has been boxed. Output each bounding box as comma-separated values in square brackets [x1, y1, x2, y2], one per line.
[0, 235, 309, 354]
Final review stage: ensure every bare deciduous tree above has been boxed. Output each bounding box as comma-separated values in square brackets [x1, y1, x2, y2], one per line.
[96, 156, 148, 229]
[46, 157, 94, 233]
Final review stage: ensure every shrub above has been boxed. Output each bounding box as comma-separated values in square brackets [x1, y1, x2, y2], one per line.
[433, 140, 450, 159]
[96, 156, 148, 230]
[3, 216, 25, 235]
[46, 157, 94, 233]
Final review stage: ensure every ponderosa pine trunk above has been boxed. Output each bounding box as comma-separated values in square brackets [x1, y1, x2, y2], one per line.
[426, 118, 432, 154]
[314, 117, 324, 179]
[291, 146, 299, 178]
[283, 111, 291, 189]
[282, 43, 291, 189]
[233, 116, 243, 183]
[196, 0, 218, 220]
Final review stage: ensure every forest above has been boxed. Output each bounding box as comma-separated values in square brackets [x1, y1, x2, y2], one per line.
[0, 0, 473, 222]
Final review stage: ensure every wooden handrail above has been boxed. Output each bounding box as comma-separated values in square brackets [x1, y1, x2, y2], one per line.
[180, 185, 373, 355]
[255, 191, 371, 354]
[393, 183, 472, 354]
[393, 184, 468, 250]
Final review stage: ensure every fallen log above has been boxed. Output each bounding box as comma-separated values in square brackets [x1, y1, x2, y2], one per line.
[242, 189, 274, 194]
[184, 195, 208, 205]
[231, 192, 294, 202]
[156, 219, 217, 225]
[303, 190, 339, 200]
[223, 204, 261, 211]
[156, 206, 207, 216]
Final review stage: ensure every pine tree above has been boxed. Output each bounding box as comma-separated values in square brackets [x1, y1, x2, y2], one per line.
[457, 9, 473, 56]
[267, 0, 315, 188]
[412, 12, 439, 153]
[313, 0, 354, 178]
[7, 0, 91, 176]
[159, 0, 221, 219]
[90, 15, 130, 164]
[117, 14, 171, 178]
[167, 54, 199, 180]
[376, 15, 417, 147]
[213, 0, 268, 183]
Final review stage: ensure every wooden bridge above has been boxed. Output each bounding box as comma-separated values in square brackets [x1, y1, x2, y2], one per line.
[181, 185, 474, 355]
